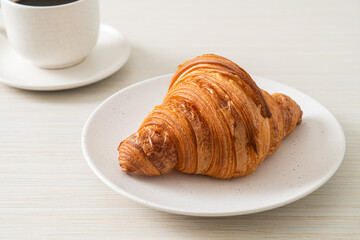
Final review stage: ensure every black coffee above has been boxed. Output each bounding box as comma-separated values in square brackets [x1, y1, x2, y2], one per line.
[14, 0, 78, 7]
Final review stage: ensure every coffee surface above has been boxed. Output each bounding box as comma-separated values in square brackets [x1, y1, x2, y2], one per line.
[15, 0, 78, 6]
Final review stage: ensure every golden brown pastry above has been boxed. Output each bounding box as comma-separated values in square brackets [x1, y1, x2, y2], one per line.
[118, 54, 302, 179]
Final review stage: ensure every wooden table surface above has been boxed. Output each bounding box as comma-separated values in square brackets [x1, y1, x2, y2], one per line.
[1, 0, 359, 239]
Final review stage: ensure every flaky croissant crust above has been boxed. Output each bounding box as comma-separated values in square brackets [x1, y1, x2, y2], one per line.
[118, 54, 302, 179]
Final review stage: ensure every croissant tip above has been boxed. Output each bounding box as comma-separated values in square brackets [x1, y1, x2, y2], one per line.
[297, 110, 303, 125]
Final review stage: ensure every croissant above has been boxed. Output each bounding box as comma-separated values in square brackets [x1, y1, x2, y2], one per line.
[118, 54, 302, 179]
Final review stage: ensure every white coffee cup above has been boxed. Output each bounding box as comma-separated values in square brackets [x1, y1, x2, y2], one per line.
[0, 0, 100, 69]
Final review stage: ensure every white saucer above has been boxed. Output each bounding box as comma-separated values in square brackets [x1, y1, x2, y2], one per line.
[0, 24, 131, 91]
[82, 74, 345, 216]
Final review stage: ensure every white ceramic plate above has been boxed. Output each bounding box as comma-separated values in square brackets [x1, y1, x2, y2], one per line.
[82, 74, 345, 216]
[0, 24, 130, 91]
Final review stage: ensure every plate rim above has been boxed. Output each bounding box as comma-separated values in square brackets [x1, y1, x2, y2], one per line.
[81, 74, 346, 217]
[0, 24, 131, 91]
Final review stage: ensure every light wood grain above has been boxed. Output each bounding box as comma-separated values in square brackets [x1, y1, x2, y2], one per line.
[0, 0, 359, 239]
